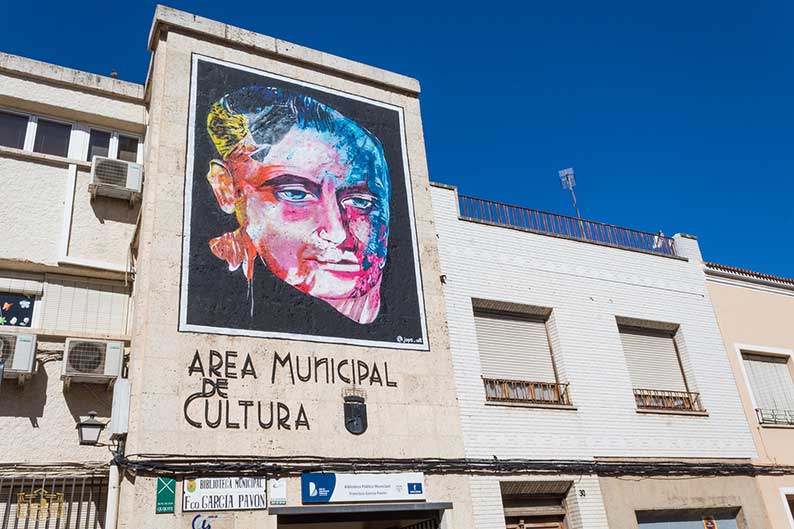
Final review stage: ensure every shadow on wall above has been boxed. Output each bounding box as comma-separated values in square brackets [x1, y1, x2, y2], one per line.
[64, 381, 113, 425]
[90, 196, 140, 225]
[0, 361, 48, 426]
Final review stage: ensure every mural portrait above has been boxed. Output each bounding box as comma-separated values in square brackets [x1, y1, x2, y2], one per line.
[180, 56, 428, 349]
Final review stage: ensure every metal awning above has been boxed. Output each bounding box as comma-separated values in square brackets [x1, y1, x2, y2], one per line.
[270, 502, 453, 516]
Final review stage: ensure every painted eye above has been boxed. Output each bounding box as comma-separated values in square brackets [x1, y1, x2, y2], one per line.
[275, 188, 316, 202]
[342, 195, 374, 211]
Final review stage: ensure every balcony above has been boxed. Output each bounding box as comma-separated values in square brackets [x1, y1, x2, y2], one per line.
[483, 377, 572, 406]
[633, 388, 705, 412]
[458, 195, 677, 257]
[756, 408, 794, 426]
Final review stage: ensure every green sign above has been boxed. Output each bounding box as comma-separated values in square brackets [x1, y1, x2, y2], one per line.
[156, 477, 176, 514]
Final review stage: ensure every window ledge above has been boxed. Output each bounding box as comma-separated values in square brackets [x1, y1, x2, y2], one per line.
[636, 408, 709, 417]
[0, 145, 91, 169]
[485, 401, 577, 411]
[758, 423, 794, 429]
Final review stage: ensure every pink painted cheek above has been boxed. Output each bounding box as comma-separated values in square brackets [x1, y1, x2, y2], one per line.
[347, 216, 372, 254]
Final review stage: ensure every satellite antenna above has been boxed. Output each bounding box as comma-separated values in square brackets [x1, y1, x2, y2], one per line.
[558, 167, 582, 219]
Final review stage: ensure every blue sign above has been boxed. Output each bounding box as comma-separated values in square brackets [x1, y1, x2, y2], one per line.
[301, 472, 426, 504]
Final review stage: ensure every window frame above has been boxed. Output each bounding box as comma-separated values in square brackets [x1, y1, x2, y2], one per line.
[735, 344, 794, 428]
[778, 486, 794, 529]
[0, 105, 143, 163]
[31, 115, 74, 158]
[0, 108, 33, 150]
[84, 126, 143, 164]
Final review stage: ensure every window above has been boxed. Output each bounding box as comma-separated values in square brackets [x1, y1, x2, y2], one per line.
[40, 276, 130, 335]
[0, 110, 28, 149]
[117, 134, 139, 162]
[618, 323, 703, 412]
[475, 305, 569, 405]
[636, 509, 739, 528]
[33, 119, 71, 157]
[86, 129, 111, 161]
[0, 292, 35, 327]
[742, 353, 794, 425]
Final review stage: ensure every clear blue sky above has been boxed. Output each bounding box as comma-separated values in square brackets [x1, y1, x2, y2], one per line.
[4, 1, 791, 276]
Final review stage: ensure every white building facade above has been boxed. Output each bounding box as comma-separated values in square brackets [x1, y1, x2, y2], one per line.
[431, 183, 772, 528]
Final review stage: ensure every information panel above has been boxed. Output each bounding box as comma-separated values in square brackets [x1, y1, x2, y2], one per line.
[301, 472, 425, 504]
[182, 477, 266, 512]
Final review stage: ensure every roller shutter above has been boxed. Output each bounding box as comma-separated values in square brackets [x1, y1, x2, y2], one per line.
[475, 311, 556, 382]
[619, 326, 687, 391]
[742, 353, 794, 412]
[40, 276, 130, 335]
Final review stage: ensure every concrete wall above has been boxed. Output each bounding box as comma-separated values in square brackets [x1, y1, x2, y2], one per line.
[0, 54, 144, 467]
[119, 7, 475, 528]
[599, 475, 770, 528]
[707, 274, 794, 529]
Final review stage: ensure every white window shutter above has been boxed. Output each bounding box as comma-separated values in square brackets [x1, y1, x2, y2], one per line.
[475, 311, 556, 382]
[619, 326, 687, 392]
[743, 354, 794, 412]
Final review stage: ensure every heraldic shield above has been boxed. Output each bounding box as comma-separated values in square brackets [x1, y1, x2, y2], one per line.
[343, 394, 368, 435]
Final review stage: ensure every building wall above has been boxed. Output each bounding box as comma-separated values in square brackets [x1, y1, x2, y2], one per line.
[707, 276, 794, 529]
[431, 184, 760, 527]
[599, 475, 770, 529]
[119, 7, 475, 528]
[431, 184, 755, 460]
[0, 55, 145, 466]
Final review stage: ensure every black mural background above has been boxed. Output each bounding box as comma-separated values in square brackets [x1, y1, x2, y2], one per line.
[181, 58, 426, 348]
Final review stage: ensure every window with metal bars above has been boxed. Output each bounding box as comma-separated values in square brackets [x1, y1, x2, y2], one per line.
[0, 475, 106, 529]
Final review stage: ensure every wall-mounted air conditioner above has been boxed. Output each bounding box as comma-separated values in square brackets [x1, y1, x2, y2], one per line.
[89, 156, 143, 201]
[62, 338, 123, 388]
[0, 333, 37, 383]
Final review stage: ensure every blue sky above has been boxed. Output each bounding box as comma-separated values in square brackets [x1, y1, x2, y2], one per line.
[3, 1, 791, 276]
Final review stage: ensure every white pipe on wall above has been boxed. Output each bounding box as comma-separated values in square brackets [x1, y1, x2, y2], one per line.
[104, 463, 121, 529]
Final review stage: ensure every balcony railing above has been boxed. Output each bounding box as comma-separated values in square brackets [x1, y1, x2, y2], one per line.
[459, 195, 677, 257]
[756, 408, 794, 426]
[633, 388, 705, 412]
[483, 377, 572, 406]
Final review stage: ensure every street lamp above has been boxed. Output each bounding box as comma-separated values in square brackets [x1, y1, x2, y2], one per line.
[77, 411, 106, 445]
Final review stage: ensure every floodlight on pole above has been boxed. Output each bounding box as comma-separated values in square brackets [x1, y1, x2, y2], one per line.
[559, 167, 582, 219]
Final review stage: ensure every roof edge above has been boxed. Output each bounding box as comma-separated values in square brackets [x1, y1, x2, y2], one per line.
[705, 261, 794, 290]
[0, 52, 144, 101]
[148, 5, 421, 95]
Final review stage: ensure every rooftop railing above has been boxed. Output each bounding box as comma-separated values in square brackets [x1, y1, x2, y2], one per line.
[633, 388, 705, 412]
[458, 195, 677, 257]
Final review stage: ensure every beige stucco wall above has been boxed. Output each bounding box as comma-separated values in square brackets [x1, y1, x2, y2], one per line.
[599, 474, 771, 528]
[707, 277, 794, 529]
[0, 55, 144, 470]
[120, 10, 474, 528]
[0, 337, 113, 463]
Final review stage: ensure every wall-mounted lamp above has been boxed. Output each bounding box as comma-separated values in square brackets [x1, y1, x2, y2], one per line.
[77, 411, 106, 445]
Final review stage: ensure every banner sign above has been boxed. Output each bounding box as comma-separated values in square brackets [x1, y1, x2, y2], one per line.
[301, 472, 425, 504]
[156, 477, 176, 514]
[183, 477, 266, 512]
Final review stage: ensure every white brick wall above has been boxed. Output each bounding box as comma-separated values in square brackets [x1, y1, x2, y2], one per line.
[431, 185, 757, 528]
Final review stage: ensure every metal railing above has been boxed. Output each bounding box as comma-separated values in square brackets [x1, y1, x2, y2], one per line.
[756, 408, 794, 426]
[483, 378, 572, 406]
[633, 388, 705, 412]
[0, 474, 106, 529]
[459, 195, 677, 257]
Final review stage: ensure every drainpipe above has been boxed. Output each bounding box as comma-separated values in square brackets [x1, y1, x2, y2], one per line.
[105, 438, 125, 529]
[104, 462, 121, 529]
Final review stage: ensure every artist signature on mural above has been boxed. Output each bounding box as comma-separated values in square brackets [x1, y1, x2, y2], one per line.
[396, 336, 423, 344]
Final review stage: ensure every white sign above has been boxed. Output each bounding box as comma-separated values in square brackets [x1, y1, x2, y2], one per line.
[269, 479, 287, 506]
[182, 477, 266, 512]
[302, 472, 426, 503]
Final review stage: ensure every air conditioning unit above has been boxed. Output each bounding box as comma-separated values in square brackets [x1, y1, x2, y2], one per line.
[62, 338, 123, 387]
[0, 333, 37, 382]
[89, 156, 143, 201]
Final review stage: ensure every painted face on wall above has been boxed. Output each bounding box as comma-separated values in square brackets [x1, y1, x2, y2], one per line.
[205, 87, 391, 324]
